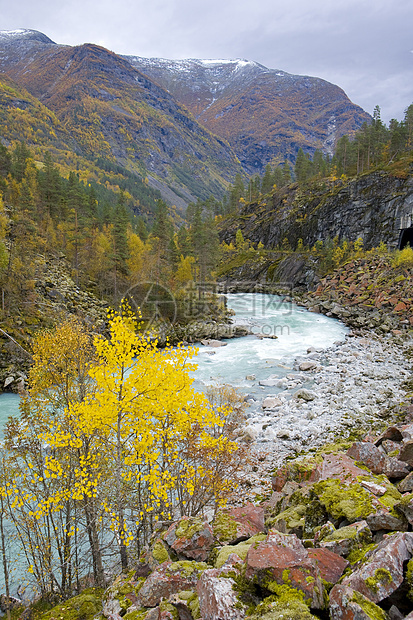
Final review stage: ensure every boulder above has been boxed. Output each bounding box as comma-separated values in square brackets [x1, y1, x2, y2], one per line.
[137, 561, 208, 608]
[213, 505, 265, 545]
[394, 496, 413, 526]
[307, 548, 349, 584]
[200, 339, 227, 347]
[346, 442, 386, 475]
[374, 426, 403, 446]
[262, 396, 283, 409]
[196, 568, 246, 620]
[384, 457, 411, 479]
[397, 471, 413, 492]
[163, 517, 215, 562]
[293, 389, 316, 401]
[366, 509, 407, 532]
[318, 521, 373, 558]
[329, 584, 388, 619]
[342, 532, 413, 604]
[227, 502, 265, 538]
[245, 531, 325, 608]
[315, 453, 374, 484]
[397, 440, 413, 467]
[299, 361, 317, 372]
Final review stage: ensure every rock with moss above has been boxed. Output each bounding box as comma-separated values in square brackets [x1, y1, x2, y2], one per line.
[42, 589, 103, 620]
[342, 532, 413, 604]
[249, 597, 319, 620]
[329, 584, 388, 619]
[318, 520, 373, 558]
[137, 561, 208, 608]
[215, 534, 266, 569]
[103, 573, 145, 619]
[266, 504, 306, 537]
[163, 516, 215, 562]
[245, 531, 325, 609]
[169, 590, 200, 620]
[313, 478, 378, 523]
[196, 567, 247, 619]
[213, 503, 265, 545]
[346, 442, 387, 475]
[307, 548, 349, 585]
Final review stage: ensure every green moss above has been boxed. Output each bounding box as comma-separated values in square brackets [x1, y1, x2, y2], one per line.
[159, 601, 179, 619]
[152, 539, 170, 563]
[314, 479, 374, 522]
[174, 517, 204, 539]
[168, 560, 208, 577]
[322, 525, 358, 542]
[365, 568, 393, 594]
[212, 511, 238, 542]
[406, 559, 413, 601]
[40, 589, 103, 620]
[118, 595, 132, 611]
[267, 504, 306, 531]
[350, 590, 388, 619]
[123, 611, 147, 620]
[264, 583, 307, 604]
[249, 595, 316, 619]
[215, 534, 266, 569]
[346, 543, 376, 565]
[188, 593, 201, 619]
[282, 569, 291, 585]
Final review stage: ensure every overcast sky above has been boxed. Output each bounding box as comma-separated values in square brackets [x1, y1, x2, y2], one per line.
[2, 0, 413, 123]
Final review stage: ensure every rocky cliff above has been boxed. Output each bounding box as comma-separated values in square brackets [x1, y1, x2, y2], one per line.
[221, 169, 413, 252]
[126, 57, 371, 175]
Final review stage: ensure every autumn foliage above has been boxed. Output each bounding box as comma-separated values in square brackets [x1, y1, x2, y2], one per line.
[0, 313, 244, 596]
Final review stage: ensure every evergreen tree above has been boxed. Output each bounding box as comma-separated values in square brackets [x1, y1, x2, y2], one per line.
[282, 160, 292, 185]
[38, 152, 64, 219]
[112, 192, 130, 277]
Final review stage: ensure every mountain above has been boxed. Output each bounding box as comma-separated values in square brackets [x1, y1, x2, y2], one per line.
[0, 30, 242, 210]
[125, 57, 371, 174]
[0, 29, 371, 207]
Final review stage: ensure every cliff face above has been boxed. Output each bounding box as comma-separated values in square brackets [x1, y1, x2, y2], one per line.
[221, 170, 413, 250]
[126, 57, 371, 174]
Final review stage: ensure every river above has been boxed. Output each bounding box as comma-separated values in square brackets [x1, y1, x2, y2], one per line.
[1, 293, 411, 597]
[0, 293, 347, 432]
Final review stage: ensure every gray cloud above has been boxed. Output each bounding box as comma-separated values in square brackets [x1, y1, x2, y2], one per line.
[2, 0, 413, 123]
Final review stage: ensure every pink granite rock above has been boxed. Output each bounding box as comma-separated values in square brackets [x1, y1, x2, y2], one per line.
[342, 532, 413, 603]
[164, 517, 215, 561]
[316, 453, 374, 483]
[346, 442, 387, 475]
[137, 561, 207, 608]
[245, 531, 325, 608]
[397, 440, 413, 467]
[329, 584, 388, 619]
[318, 521, 373, 558]
[196, 568, 246, 620]
[307, 548, 349, 584]
[228, 502, 265, 537]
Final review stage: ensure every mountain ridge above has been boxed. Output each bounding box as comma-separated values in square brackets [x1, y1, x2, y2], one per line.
[125, 54, 371, 173]
[0, 28, 371, 203]
[0, 30, 242, 209]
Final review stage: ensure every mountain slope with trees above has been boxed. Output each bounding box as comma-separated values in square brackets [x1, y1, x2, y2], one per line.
[0, 30, 242, 210]
[126, 56, 371, 174]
